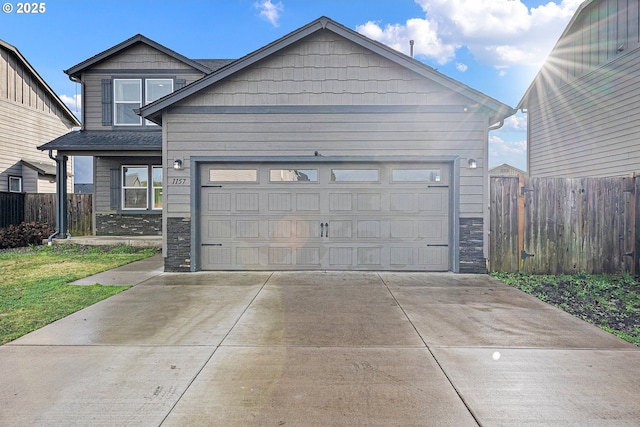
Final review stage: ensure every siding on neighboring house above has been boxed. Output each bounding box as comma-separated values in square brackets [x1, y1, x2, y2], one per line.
[521, 0, 640, 178]
[163, 30, 492, 255]
[81, 44, 206, 131]
[0, 41, 79, 193]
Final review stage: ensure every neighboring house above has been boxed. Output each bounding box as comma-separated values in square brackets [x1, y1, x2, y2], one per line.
[489, 163, 525, 177]
[74, 183, 94, 194]
[41, 17, 515, 273]
[0, 39, 80, 193]
[518, 0, 640, 178]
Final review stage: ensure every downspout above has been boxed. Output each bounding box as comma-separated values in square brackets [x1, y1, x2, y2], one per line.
[47, 150, 70, 243]
[488, 119, 505, 131]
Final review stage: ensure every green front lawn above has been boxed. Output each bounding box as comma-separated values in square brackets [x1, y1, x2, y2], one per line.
[491, 272, 640, 346]
[0, 245, 158, 345]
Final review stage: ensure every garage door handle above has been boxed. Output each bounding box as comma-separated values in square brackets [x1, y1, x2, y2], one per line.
[325, 222, 329, 237]
[320, 222, 325, 237]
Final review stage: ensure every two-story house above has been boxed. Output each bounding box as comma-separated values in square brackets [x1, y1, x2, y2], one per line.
[41, 17, 515, 273]
[39, 35, 233, 236]
[0, 39, 80, 194]
[518, 0, 640, 177]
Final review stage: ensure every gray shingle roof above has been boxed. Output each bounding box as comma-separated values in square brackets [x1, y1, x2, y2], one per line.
[21, 159, 57, 175]
[38, 130, 161, 152]
[193, 59, 236, 72]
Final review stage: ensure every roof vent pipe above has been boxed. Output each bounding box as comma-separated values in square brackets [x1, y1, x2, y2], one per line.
[409, 40, 414, 58]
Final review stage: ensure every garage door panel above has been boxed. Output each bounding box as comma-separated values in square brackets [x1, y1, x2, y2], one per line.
[390, 247, 414, 266]
[203, 246, 232, 266]
[237, 220, 260, 238]
[296, 193, 320, 211]
[357, 220, 381, 238]
[390, 194, 414, 211]
[296, 247, 321, 266]
[207, 220, 232, 239]
[236, 247, 261, 266]
[329, 247, 353, 266]
[419, 247, 446, 267]
[329, 193, 352, 211]
[357, 247, 382, 266]
[269, 247, 293, 265]
[357, 193, 381, 211]
[268, 220, 293, 238]
[418, 219, 446, 239]
[206, 193, 231, 212]
[418, 193, 446, 212]
[329, 220, 352, 238]
[268, 193, 292, 211]
[236, 193, 259, 211]
[390, 221, 414, 238]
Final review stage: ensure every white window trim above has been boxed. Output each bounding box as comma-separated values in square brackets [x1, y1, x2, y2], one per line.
[122, 165, 149, 210]
[151, 165, 163, 211]
[121, 165, 163, 211]
[8, 176, 22, 193]
[114, 79, 142, 126]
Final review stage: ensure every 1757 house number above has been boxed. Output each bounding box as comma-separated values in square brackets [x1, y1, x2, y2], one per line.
[171, 178, 188, 185]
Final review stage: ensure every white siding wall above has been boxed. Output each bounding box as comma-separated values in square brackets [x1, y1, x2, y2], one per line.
[528, 47, 640, 177]
[0, 46, 76, 193]
[527, 0, 640, 177]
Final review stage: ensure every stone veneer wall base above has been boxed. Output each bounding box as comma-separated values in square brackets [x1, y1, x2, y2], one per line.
[165, 217, 191, 272]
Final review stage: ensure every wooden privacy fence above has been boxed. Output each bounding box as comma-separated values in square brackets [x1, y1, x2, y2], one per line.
[0, 192, 24, 228]
[490, 175, 639, 274]
[0, 192, 92, 236]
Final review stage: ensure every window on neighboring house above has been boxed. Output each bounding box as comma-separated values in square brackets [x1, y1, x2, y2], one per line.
[114, 79, 142, 126]
[122, 165, 162, 210]
[9, 176, 22, 193]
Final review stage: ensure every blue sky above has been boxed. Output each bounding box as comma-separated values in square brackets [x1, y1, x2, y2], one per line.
[1, 0, 583, 181]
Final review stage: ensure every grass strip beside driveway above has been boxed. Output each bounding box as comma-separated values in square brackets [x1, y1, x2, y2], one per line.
[0, 245, 159, 345]
[491, 272, 640, 346]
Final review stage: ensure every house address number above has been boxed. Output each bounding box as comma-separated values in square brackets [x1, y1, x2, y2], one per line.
[171, 178, 188, 185]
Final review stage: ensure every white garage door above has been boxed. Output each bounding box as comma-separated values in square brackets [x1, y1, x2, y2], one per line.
[199, 162, 450, 271]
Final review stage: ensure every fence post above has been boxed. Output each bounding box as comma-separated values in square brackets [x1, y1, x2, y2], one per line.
[518, 173, 526, 271]
[632, 173, 639, 276]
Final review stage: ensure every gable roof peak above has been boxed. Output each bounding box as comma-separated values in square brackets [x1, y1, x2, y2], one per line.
[64, 33, 212, 80]
[140, 16, 515, 125]
[0, 38, 80, 127]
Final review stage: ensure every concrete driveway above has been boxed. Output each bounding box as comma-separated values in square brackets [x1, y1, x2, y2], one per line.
[1, 270, 639, 426]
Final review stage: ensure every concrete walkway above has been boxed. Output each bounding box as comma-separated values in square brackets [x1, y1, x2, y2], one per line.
[1, 269, 638, 426]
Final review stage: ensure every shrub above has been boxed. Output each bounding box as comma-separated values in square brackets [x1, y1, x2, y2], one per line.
[0, 222, 55, 249]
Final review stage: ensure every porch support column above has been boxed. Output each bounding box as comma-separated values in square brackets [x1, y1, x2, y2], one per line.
[48, 151, 69, 240]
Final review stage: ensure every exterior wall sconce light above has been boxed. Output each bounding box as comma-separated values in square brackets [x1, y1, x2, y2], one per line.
[468, 159, 477, 169]
[173, 159, 183, 170]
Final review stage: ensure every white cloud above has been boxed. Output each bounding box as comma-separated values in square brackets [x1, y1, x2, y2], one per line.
[357, 18, 456, 64]
[497, 114, 527, 132]
[456, 62, 468, 72]
[255, 0, 284, 27]
[489, 134, 527, 156]
[60, 94, 81, 119]
[357, 0, 581, 70]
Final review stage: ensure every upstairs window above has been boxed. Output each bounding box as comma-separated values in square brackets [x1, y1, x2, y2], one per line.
[114, 79, 142, 125]
[113, 78, 174, 126]
[145, 79, 173, 126]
